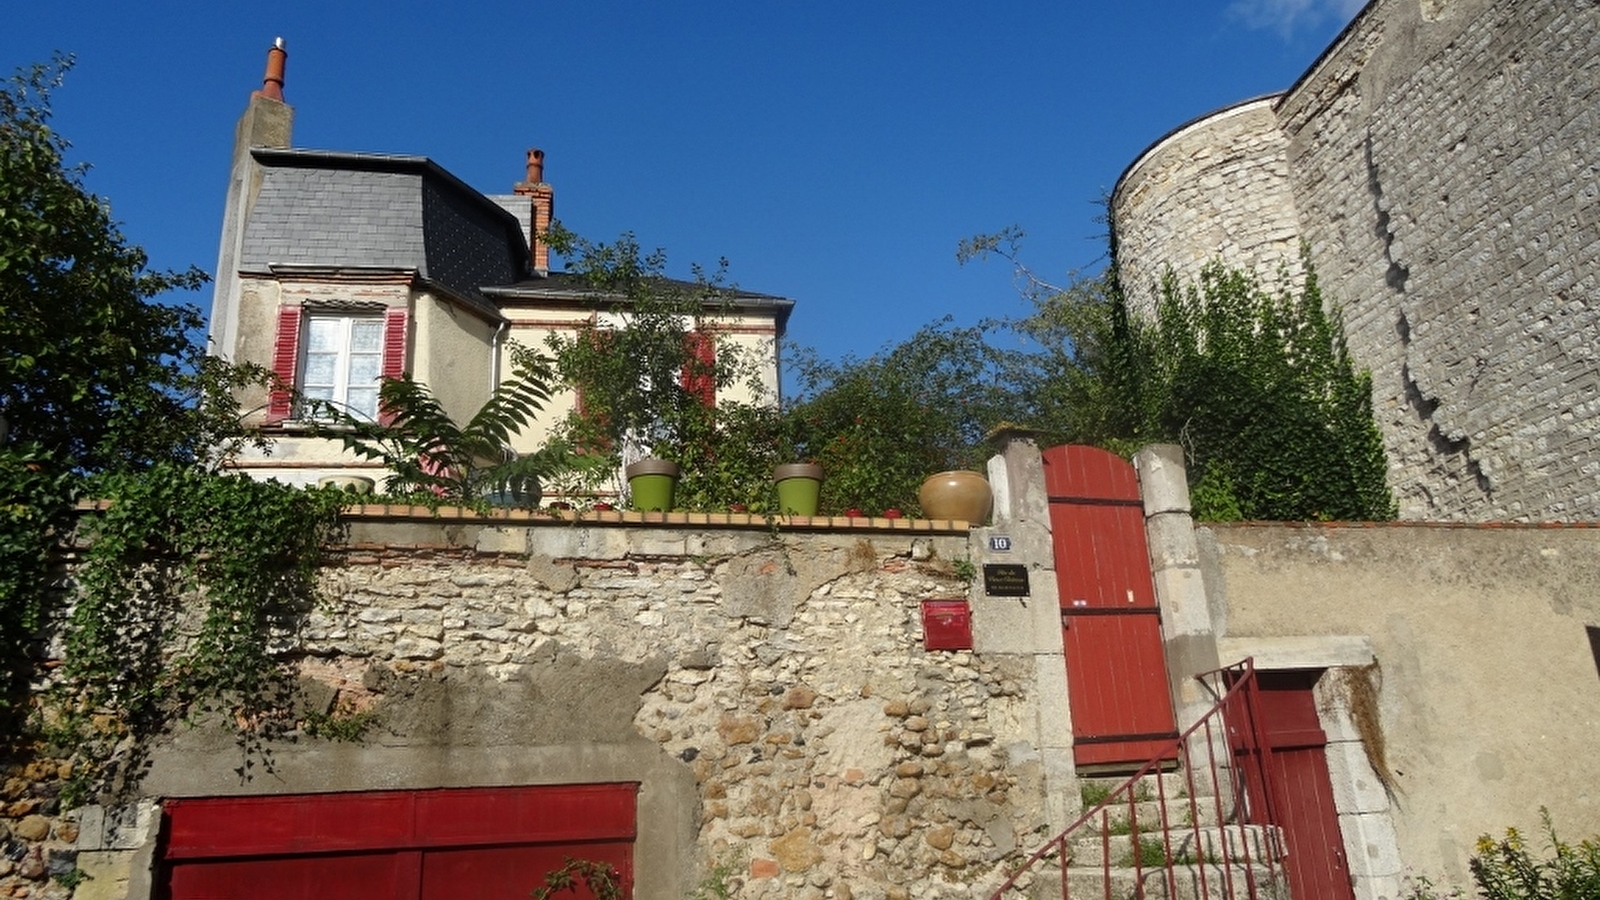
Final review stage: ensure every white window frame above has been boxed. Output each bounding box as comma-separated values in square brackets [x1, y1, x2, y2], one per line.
[297, 313, 384, 422]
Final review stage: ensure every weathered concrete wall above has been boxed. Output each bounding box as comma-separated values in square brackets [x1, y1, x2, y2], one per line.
[1201, 521, 1600, 889]
[1114, 0, 1600, 522]
[6, 511, 1062, 900]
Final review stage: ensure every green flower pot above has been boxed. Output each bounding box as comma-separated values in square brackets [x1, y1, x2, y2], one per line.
[626, 457, 681, 511]
[774, 463, 824, 515]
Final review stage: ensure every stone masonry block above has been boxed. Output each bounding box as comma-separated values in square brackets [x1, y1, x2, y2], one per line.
[970, 597, 1033, 655]
[72, 805, 106, 850]
[474, 526, 528, 555]
[1134, 445, 1191, 516]
[1145, 511, 1201, 570]
[1339, 810, 1403, 879]
[1150, 565, 1210, 637]
[1032, 654, 1074, 751]
[1326, 739, 1391, 815]
[529, 525, 633, 561]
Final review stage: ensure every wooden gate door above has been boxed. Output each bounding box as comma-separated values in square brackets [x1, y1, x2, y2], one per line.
[1246, 670, 1357, 900]
[1043, 444, 1178, 768]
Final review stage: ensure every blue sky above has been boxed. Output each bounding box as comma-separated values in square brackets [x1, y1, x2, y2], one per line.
[4, 0, 1364, 367]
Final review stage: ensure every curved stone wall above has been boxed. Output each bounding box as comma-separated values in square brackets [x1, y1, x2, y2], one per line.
[1112, 0, 1600, 522]
[1111, 97, 1301, 315]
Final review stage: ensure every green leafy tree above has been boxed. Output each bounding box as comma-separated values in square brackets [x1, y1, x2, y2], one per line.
[0, 58, 282, 756]
[535, 225, 776, 507]
[0, 57, 269, 472]
[785, 318, 1013, 515]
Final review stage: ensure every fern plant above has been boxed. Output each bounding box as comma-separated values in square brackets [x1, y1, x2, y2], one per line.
[314, 357, 567, 503]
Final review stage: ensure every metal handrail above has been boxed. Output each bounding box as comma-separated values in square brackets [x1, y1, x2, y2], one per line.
[985, 658, 1287, 900]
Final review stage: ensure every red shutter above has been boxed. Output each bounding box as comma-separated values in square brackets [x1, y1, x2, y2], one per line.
[379, 307, 409, 425]
[266, 305, 302, 424]
[681, 330, 716, 407]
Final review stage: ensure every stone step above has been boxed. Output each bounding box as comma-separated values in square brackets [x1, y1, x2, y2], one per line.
[1068, 823, 1284, 870]
[1079, 770, 1193, 801]
[1080, 797, 1239, 834]
[1002, 861, 1289, 900]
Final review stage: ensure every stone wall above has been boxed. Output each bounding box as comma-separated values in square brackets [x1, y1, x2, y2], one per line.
[2, 509, 1059, 900]
[1111, 97, 1302, 313]
[1113, 0, 1600, 522]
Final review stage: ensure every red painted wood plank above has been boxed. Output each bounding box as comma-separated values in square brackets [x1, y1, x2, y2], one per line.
[164, 783, 637, 858]
[1045, 444, 1178, 768]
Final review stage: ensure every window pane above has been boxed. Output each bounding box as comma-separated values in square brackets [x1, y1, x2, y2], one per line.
[303, 353, 337, 386]
[348, 353, 381, 386]
[350, 319, 383, 353]
[306, 318, 343, 353]
[346, 388, 379, 421]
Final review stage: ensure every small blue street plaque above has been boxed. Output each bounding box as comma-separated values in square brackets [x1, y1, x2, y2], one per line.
[989, 536, 1012, 552]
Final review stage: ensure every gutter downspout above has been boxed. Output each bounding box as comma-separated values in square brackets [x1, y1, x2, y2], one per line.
[490, 320, 509, 395]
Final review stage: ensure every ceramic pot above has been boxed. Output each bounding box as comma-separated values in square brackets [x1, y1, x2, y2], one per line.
[918, 470, 992, 524]
[625, 457, 681, 511]
[773, 463, 824, 515]
[317, 474, 375, 494]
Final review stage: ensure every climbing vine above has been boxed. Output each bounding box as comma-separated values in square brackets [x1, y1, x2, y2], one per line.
[41, 466, 342, 798]
[963, 227, 1397, 522]
[0, 448, 76, 737]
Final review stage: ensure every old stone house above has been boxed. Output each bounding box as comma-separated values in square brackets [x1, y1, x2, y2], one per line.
[208, 41, 792, 488]
[1111, 0, 1600, 523]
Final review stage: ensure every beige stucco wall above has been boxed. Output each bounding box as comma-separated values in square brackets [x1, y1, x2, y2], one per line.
[500, 306, 784, 460]
[410, 291, 497, 426]
[1201, 521, 1600, 888]
[230, 278, 497, 489]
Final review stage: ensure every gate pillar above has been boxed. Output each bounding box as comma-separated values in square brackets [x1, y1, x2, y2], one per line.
[1133, 444, 1223, 733]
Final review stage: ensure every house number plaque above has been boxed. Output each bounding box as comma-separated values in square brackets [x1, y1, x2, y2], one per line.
[983, 563, 1030, 597]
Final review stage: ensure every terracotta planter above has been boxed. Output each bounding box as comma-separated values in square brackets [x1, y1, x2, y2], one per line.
[773, 463, 824, 515]
[918, 470, 992, 524]
[625, 457, 681, 511]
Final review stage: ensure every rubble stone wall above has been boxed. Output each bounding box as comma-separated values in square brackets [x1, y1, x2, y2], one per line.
[3, 512, 1056, 900]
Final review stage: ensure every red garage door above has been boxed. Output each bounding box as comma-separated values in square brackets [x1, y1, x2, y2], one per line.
[159, 783, 637, 900]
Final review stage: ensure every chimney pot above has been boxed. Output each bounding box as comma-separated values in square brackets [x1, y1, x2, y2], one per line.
[526, 148, 545, 184]
[256, 39, 288, 102]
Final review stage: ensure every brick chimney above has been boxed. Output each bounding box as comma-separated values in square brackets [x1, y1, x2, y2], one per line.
[513, 149, 555, 273]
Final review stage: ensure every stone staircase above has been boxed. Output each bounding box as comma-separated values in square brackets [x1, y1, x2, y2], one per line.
[985, 662, 1293, 900]
[995, 772, 1288, 900]
[1052, 772, 1289, 900]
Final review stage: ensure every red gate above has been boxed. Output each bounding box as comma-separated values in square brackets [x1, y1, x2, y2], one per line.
[1044, 444, 1178, 768]
[1240, 671, 1357, 900]
[159, 783, 637, 900]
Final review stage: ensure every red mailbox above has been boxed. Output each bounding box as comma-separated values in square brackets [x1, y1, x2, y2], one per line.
[921, 599, 972, 651]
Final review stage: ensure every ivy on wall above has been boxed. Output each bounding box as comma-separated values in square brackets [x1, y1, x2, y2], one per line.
[965, 227, 1397, 522]
[37, 467, 341, 798]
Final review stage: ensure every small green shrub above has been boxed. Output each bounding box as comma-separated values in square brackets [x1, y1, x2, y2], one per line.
[1405, 810, 1600, 900]
[1472, 811, 1600, 900]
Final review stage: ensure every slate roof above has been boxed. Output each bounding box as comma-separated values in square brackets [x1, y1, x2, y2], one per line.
[483, 272, 795, 331]
[240, 148, 530, 312]
[239, 148, 793, 331]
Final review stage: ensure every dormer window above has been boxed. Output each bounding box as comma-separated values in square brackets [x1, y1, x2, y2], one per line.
[266, 304, 408, 425]
[300, 314, 383, 421]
